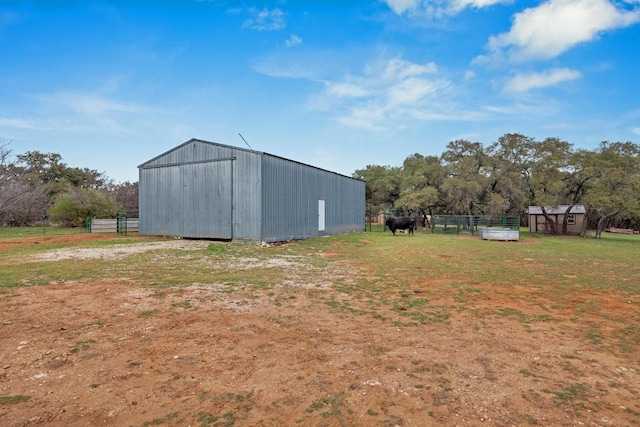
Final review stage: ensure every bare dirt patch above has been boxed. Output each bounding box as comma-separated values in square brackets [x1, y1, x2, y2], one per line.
[1, 235, 639, 426]
[31, 240, 210, 262]
[0, 233, 117, 253]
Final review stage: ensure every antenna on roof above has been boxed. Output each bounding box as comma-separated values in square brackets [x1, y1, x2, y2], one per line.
[238, 133, 255, 152]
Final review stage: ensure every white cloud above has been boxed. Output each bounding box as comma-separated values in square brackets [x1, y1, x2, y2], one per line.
[384, 0, 421, 15]
[387, 77, 442, 105]
[488, 0, 640, 62]
[504, 68, 582, 92]
[312, 56, 451, 130]
[0, 91, 157, 136]
[243, 8, 285, 31]
[325, 81, 369, 98]
[0, 117, 42, 130]
[336, 104, 388, 131]
[463, 70, 476, 80]
[382, 57, 437, 79]
[383, 0, 510, 16]
[285, 34, 302, 47]
[449, 0, 513, 13]
[48, 91, 151, 116]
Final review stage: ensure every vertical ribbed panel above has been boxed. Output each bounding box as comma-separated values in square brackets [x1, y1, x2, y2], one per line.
[260, 155, 365, 242]
[139, 139, 261, 240]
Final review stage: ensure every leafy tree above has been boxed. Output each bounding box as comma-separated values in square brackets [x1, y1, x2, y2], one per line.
[563, 148, 598, 235]
[485, 133, 536, 216]
[0, 142, 49, 225]
[581, 141, 640, 238]
[11, 150, 107, 195]
[48, 187, 119, 227]
[1, 148, 114, 226]
[527, 137, 574, 235]
[485, 134, 575, 234]
[441, 139, 489, 215]
[395, 153, 443, 222]
[353, 165, 402, 212]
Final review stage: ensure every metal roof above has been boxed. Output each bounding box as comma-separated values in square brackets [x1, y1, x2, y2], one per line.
[528, 205, 586, 215]
[138, 138, 364, 182]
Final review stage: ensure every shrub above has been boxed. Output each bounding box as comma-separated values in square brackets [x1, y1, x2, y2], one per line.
[48, 188, 118, 227]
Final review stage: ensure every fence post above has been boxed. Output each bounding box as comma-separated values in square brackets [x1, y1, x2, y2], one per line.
[117, 211, 128, 236]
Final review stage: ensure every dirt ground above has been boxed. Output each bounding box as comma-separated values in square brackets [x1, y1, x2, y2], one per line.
[1, 234, 639, 427]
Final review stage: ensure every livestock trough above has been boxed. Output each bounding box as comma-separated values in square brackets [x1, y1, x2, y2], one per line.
[479, 227, 520, 241]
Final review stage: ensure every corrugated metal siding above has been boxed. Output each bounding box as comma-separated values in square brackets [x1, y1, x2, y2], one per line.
[231, 150, 261, 241]
[260, 154, 365, 242]
[139, 139, 363, 242]
[139, 140, 261, 240]
[139, 165, 183, 236]
[182, 161, 232, 239]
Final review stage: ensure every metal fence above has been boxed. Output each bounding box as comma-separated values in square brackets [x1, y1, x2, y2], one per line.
[430, 215, 520, 235]
[86, 212, 139, 236]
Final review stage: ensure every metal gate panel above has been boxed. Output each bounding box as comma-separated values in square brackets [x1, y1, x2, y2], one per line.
[181, 160, 233, 239]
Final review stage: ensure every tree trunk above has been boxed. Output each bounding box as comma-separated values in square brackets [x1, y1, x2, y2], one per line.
[541, 207, 559, 235]
[595, 210, 619, 239]
[595, 217, 605, 239]
[578, 206, 591, 238]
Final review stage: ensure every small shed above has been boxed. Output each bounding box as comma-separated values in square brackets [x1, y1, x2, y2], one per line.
[138, 139, 366, 243]
[528, 205, 586, 234]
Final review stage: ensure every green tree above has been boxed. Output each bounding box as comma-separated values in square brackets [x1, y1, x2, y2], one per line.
[395, 153, 443, 222]
[11, 151, 107, 195]
[527, 137, 574, 235]
[1, 149, 112, 226]
[486, 134, 574, 234]
[562, 148, 598, 235]
[0, 142, 49, 225]
[441, 139, 489, 215]
[353, 165, 402, 213]
[581, 141, 640, 238]
[48, 188, 118, 227]
[485, 133, 536, 216]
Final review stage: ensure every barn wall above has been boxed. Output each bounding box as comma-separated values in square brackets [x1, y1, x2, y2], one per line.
[139, 140, 261, 240]
[260, 154, 365, 242]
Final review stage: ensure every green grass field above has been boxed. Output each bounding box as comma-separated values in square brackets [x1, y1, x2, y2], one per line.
[2, 227, 640, 426]
[0, 225, 86, 239]
[1, 227, 638, 293]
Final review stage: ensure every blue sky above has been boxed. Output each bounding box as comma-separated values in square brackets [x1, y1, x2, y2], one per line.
[1, 0, 639, 183]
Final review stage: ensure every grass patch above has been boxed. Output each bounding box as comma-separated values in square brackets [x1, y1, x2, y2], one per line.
[2, 229, 640, 355]
[70, 339, 96, 354]
[305, 393, 345, 422]
[0, 226, 84, 239]
[0, 395, 30, 405]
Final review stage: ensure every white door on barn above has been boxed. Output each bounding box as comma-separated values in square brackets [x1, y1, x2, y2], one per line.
[318, 199, 326, 231]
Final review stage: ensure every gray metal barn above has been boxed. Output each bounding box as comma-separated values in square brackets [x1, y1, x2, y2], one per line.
[138, 139, 366, 242]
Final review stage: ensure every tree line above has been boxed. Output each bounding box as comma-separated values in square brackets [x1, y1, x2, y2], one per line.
[0, 141, 138, 227]
[353, 133, 640, 238]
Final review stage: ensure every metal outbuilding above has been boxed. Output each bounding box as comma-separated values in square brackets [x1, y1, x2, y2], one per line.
[138, 138, 366, 243]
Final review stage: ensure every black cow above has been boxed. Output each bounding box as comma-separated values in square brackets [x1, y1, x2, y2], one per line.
[385, 216, 416, 236]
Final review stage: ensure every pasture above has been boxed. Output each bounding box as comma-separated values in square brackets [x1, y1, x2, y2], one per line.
[0, 228, 639, 426]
